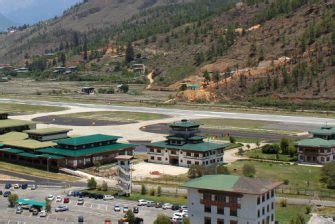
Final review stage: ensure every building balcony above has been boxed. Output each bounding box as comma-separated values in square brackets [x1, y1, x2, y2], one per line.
[200, 199, 241, 209]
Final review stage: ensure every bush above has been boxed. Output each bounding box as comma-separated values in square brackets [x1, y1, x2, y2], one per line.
[320, 161, 335, 189]
[280, 198, 287, 207]
[150, 188, 156, 196]
[283, 179, 289, 185]
[261, 144, 280, 154]
[8, 194, 18, 207]
[87, 177, 97, 190]
[141, 184, 147, 195]
[305, 206, 311, 214]
[153, 214, 170, 224]
[280, 138, 290, 154]
[188, 165, 204, 179]
[229, 136, 236, 144]
[157, 186, 162, 197]
[242, 164, 256, 177]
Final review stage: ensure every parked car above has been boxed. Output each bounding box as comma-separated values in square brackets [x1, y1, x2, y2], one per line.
[3, 191, 11, 197]
[21, 184, 28, 189]
[170, 215, 183, 224]
[0, 190, 3, 195]
[133, 207, 139, 213]
[73, 191, 82, 197]
[78, 216, 84, 223]
[172, 204, 181, 211]
[55, 205, 69, 212]
[30, 184, 37, 190]
[81, 192, 90, 198]
[114, 204, 121, 212]
[123, 206, 129, 213]
[180, 205, 188, 211]
[162, 203, 173, 210]
[67, 191, 74, 196]
[32, 209, 39, 216]
[63, 197, 70, 203]
[146, 201, 155, 207]
[39, 210, 47, 217]
[135, 218, 144, 224]
[180, 210, 188, 217]
[47, 195, 55, 201]
[16, 206, 23, 214]
[14, 184, 20, 189]
[103, 195, 114, 200]
[155, 202, 164, 208]
[55, 195, 62, 202]
[137, 199, 147, 206]
[5, 183, 11, 189]
[77, 198, 84, 205]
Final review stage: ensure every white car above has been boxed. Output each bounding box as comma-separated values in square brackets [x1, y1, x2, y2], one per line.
[55, 195, 62, 202]
[39, 210, 47, 217]
[137, 199, 147, 206]
[180, 205, 188, 211]
[123, 206, 129, 213]
[162, 203, 173, 210]
[55, 205, 69, 212]
[14, 184, 20, 189]
[103, 195, 114, 200]
[47, 195, 55, 201]
[180, 210, 188, 217]
[170, 215, 183, 223]
[30, 185, 37, 190]
[114, 204, 121, 212]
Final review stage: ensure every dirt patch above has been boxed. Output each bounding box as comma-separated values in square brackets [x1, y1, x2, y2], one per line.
[33, 115, 135, 126]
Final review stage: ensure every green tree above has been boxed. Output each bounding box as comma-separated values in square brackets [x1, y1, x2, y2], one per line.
[229, 136, 236, 144]
[280, 138, 290, 154]
[212, 71, 220, 86]
[195, 52, 205, 66]
[120, 84, 129, 93]
[188, 165, 204, 179]
[216, 165, 230, 174]
[157, 186, 162, 196]
[87, 177, 97, 190]
[320, 161, 335, 189]
[126, 210, 136, 224]
[183, 217, 190, 224]
[125, 42, 134, 63]
[101, 181, 108, 191]
[153, 214, 171, 224]
[141, 184, 147, 195]
[45, 197, 52, 212]
[58, 53, 66, 66]
[8, 194, 18, 208]
[150, 188, 156, 196]
[203, 71, 211, 84]
[242, 164, 256, 177]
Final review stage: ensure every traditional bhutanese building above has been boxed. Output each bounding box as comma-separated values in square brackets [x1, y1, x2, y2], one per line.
[295, 126, 335, 164]
[0, 134, 135, 170]
[183, 175, 282, 224]
[0, 113, 36, 135]
[147, 119, 230, 167]
[24, 128, 71, 142]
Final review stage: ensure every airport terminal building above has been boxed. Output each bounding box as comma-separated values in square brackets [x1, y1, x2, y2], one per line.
[147, 120, 229, 167]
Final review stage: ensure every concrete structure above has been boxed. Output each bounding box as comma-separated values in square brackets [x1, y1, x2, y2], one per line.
[183, 175, 282, 224]
[147, 120, 229, 167]
[24, 128, 71, 142]
[0, 134, 135, 170]
[0, 114, 36, 135]
[131, 64, 146, 74]
[115, 155, 133, 195]
[295, 126, 335, 164]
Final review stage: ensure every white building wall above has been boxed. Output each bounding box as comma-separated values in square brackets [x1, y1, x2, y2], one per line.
[188, 189, 276, 224]
[41, 133, 68, 141]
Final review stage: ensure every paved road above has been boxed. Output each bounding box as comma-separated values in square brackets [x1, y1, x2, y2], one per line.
[0, 170, 85, 187]
[1, 98, 335, 125]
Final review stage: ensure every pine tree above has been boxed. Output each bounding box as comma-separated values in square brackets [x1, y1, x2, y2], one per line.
[125, 42, 134, 64]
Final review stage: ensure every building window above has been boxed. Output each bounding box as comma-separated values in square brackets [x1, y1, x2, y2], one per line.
[217, 219, 224, 224]
[267, 205, 269, 212]
[262, 195, 265, 202]
[205, 217, 211, 224]
[271, 202, 274, 210]
[230, 196, 237, 204]
[150, 156, 154, 160]
[271, 190, 274, 197]
[217, 207, 224, 215]
[262, 207, 265, 215]
[150, 149, 154, 153]
[230, 208, 237, 217]
[203, 193, 212, 201]
[257, 196, 260, 204]
[195, 161, 199, 165]
[215, 195, 225, 202]
[271, 214, 274, 221]
[187, 160, 191, 165]
[186, 152, 191, 157]
[157, 149, 161, 153]
[157, 157, 161, 161]
[267, 192, 270, 200]
[258, 209, 260, 218]
[204, 205, 211, 213]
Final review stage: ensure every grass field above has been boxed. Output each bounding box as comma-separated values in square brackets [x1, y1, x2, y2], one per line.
[0, 161, 78, 182]
[0, 103, 66, 115]
[244, 149, 297, 162]
[61, 111, 169, 122]
[228, 161, 332, 193]
[276, 204, 310, 223]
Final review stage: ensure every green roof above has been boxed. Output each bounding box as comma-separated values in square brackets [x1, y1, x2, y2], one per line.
[0, 119, 35, 129]
[188, 136, 204, 141]
[295, 138, 335, 148]
[309, 126, 335, 136]
[183, 175, 282, 195]
[0, 132, 28, 142]
[24, 128, 71, 135]
[38, 143, 135, 157]
[3, 140, 56, 150]
[0, 148, 24, 154]
[56, 134, 120, 146]
[18, 152, 40, 158]
[169, 120, 200, 128]
[148, 141, 229, 152]
[167, 136, 186, 141]
[17, 198, 45, 207]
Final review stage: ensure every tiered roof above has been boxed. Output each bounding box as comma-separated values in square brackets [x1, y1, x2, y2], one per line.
[56, 134, 120, 146]
[309, 126, 335, 136]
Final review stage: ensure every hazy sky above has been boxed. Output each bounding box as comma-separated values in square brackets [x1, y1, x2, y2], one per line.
[0, 0, 82, 24]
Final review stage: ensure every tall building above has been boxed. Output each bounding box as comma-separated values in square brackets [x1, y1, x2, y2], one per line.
[115, 155, 133, 195]
[147, 119, 230, 167]
[295, 126, 335, 164]
[183, 175, 282, 224]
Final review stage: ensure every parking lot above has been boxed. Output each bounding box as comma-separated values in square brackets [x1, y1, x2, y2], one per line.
[0, 185, 175, 224]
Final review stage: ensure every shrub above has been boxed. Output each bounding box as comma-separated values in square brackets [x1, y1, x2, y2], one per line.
[283, 179, 289, 185]
[153, 214, 170, 224]
[150, 188, 156, 196]
[242, 164, 256, 177]
[229, 136, 236, 144]
[141, 184, 147, 195]
[305, 206, 311, 214]
[8, 194, 18, 207]
[280, 198, 287, 207]
[320, 161, 335, 189]
[87, 177, 97, 190]
[261, 144, 280, 154]
[157, 186, 162, 197]
[280, 138, 290, 154]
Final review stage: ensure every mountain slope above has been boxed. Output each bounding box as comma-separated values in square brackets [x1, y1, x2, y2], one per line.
[0, 13, 16, 31]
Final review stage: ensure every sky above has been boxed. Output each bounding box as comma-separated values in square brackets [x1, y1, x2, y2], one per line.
[0, 0, 83, 24]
